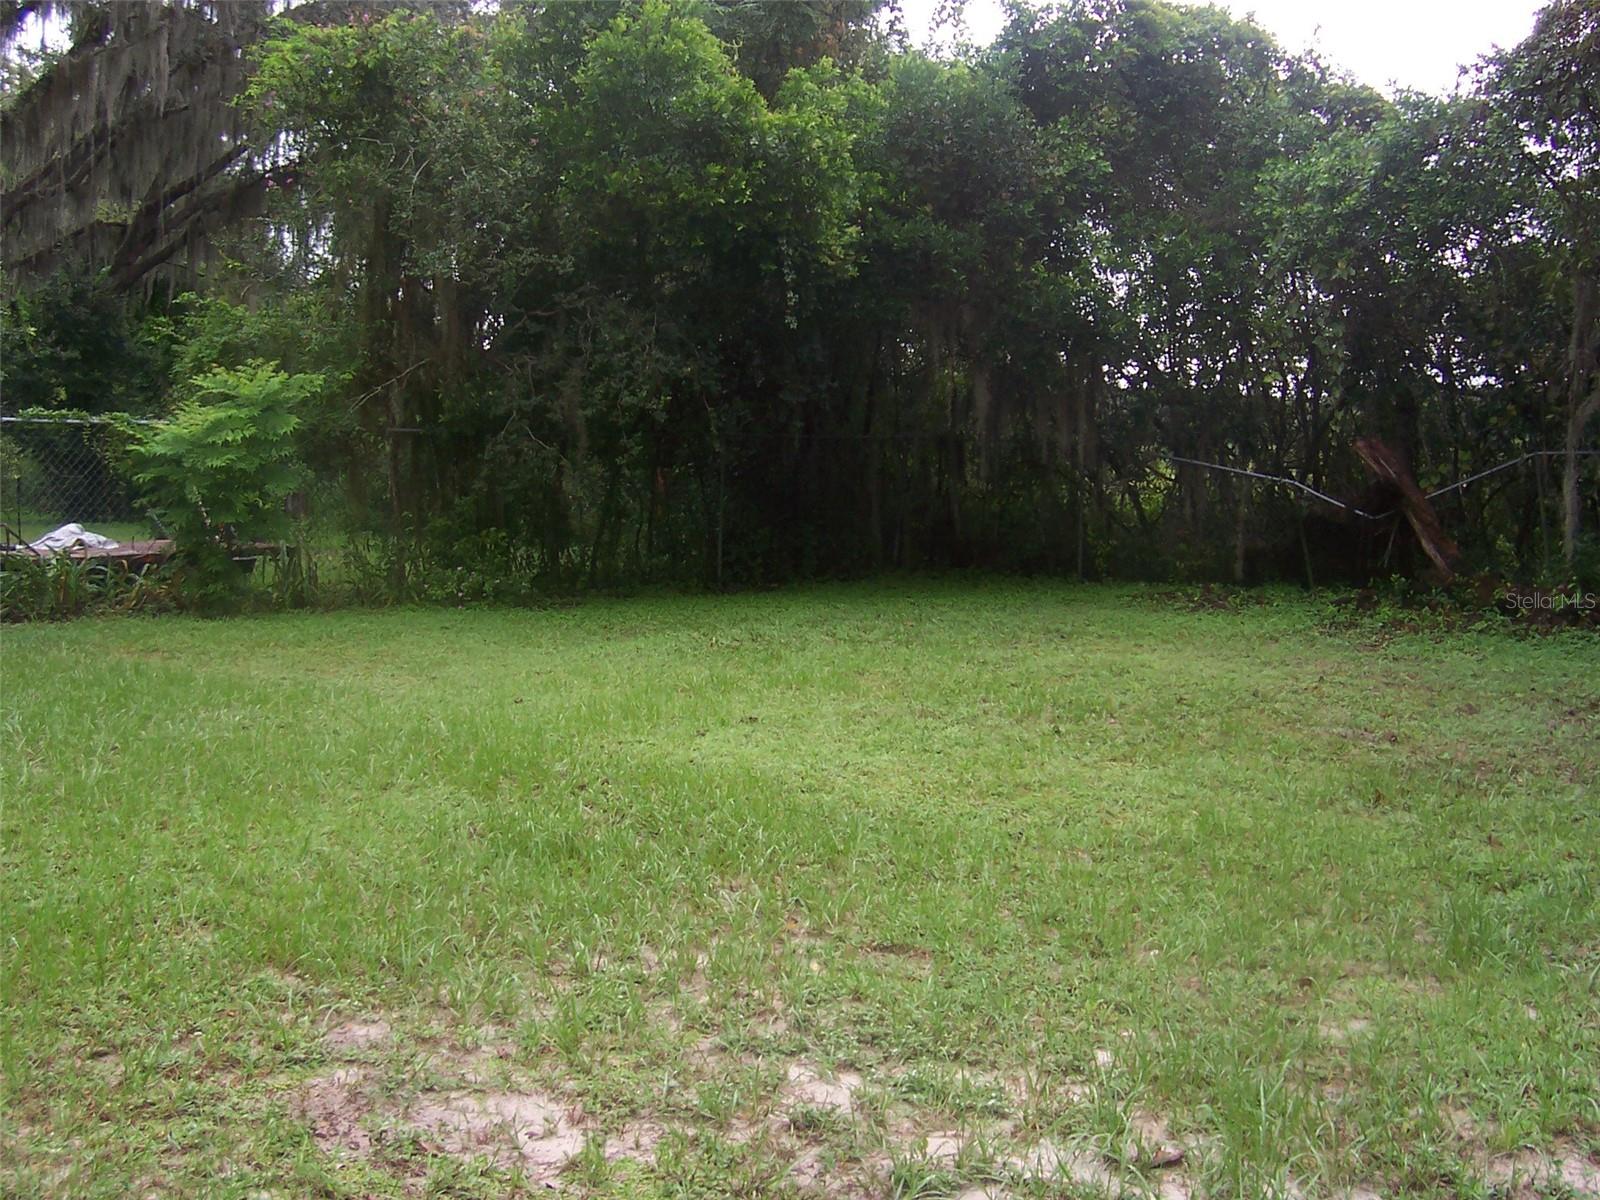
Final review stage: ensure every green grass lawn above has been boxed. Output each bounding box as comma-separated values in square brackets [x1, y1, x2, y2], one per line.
[3, 582, 1597, 1199]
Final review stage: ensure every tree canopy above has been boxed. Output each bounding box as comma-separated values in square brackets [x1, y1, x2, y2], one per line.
[3, 0, 1597, 589]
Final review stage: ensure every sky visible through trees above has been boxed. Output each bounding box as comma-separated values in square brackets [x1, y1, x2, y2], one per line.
[901, 0, 1548, 95]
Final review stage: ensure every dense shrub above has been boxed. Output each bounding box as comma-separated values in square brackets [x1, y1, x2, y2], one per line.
[132, 361, 322, 610]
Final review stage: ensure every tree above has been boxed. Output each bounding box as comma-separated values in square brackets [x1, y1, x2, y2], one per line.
[4, 0, 1591, 592]
[1488, 0, 1600, 568]
[0, 0, 463, 294]
[1, 1, 274, 291]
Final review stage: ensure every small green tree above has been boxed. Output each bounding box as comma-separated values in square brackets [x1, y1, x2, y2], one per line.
[134, 361, 322, 606]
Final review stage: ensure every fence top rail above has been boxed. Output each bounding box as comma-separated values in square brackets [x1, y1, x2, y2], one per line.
[0, 413, 157, 426]
[1168, 448, 1600, 522]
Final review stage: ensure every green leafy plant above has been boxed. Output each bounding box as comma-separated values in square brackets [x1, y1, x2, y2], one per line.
[133, 360, 322, 609]
[0, 553, 174, 621]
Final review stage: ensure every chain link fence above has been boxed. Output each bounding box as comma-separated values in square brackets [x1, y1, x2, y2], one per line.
[3, 408, 1593, 588]
[0, 414, 161, 547]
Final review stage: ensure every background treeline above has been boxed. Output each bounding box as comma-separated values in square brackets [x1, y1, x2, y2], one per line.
[2, 0, 1597, 598]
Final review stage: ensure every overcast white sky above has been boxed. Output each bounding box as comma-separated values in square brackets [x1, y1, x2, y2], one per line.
[899, 0, 1546, 95]
[3, 1, 1545, 99]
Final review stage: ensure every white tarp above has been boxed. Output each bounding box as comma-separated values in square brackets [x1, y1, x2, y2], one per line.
[24, 523, 120, 554]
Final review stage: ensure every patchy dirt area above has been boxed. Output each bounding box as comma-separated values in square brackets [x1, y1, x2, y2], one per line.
[781, 1062, 864, 1116]
[296, 1059, 676, 1188]
[281, 1009, 1600, 1199]
[406, 1090, 587, 1177]
[1484, 1145, 1600, 1199]
[295, 1066, 374, 1156]
[323, 1017, 392, 1053]
[289, 1016, 1214, 1197]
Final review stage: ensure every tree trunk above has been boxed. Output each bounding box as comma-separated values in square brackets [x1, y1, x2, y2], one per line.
[1233, 481, 1248, 584]
[1073, 375, 1089, 580]
[1561, 272, 1600, 568]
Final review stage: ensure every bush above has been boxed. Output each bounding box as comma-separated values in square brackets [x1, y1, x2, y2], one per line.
[133, 361, 322, 609]
[0, 555, 178, 621]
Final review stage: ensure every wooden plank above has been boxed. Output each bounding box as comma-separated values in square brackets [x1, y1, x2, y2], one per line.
[2, 540, 278, 571]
